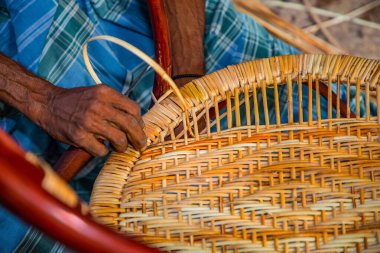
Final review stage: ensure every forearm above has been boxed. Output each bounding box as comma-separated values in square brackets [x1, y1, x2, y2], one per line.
[0, 53, 59, 123]
[0, 53, 146, 156]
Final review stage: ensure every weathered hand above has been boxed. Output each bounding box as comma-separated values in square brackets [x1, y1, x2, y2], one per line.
[0, 53, 146, 156]
[36, 84, 147, 156]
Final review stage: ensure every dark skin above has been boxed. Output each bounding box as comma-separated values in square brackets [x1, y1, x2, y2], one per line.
[0, 53, 147, 156]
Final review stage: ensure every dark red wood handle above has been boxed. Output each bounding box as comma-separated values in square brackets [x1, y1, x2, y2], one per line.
[148, 0, 172, 99]
[54, 146, 92, 181]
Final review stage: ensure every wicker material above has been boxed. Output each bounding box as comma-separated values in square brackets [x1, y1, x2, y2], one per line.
[90, 54, 380, 252]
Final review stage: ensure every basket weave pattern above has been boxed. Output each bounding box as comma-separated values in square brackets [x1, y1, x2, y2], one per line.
[91, 55, 380, 252]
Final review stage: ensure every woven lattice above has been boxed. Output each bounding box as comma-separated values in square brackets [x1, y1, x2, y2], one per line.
[90, 54, 380, 252]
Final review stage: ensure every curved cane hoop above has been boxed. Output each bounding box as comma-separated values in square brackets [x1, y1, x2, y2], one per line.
[82, 35, 194, 136]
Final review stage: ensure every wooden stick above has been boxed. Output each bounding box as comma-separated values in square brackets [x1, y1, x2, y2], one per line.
[302, 0, 343, 49]
[233, 0, 345, 54]
[304, 0, 380, 33]
[262, 0, 380, 31]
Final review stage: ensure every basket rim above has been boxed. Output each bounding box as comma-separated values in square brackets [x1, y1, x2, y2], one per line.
[142, 54, 380, 146]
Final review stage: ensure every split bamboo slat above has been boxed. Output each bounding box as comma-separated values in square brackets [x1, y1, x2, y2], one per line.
[232, 0, 346, 55]
[88, 37, 380, 252]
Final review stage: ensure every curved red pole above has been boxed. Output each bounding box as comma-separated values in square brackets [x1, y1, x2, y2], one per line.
[148, 0, 172, 99]
[0, 129, 160, 253]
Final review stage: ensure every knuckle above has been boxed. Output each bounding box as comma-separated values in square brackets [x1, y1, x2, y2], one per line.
[113, 133, 128, 148]
[81, 111, 93, 124]
[128, 100, 141, 116]
[128, 117, 140, 129]
[88, 101, 100, 113]
[91, 145, 108, 157]
[72, 130, 87, 144]
[114, 140, 128, 151]
[82, 117, 94, 130]
[96, 146, 108, 157]
[117, 132, 127, 143]
[94, 84, 109, 96]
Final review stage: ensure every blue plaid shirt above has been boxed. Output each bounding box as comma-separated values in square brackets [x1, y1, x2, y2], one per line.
[0, 0, 298, 162]
[0, 0, 303, 252]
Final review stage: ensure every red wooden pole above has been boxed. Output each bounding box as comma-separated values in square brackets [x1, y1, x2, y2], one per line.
[148, 0, 172, 99]
[0, 129, 161, 253]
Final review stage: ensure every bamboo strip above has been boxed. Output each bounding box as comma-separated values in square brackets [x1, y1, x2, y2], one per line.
[302, 0, 343, 49]
[262, 0, 380, 31]
[304, 0, 380, 33]
[233, 0, 345, 54]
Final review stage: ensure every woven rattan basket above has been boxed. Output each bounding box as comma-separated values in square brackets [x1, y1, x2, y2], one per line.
[89, 43, 380, 252]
